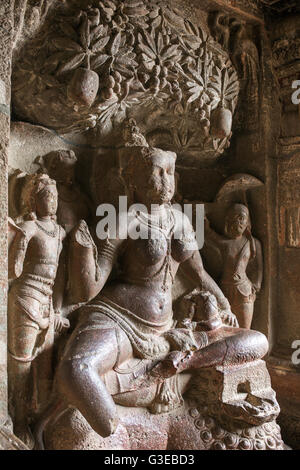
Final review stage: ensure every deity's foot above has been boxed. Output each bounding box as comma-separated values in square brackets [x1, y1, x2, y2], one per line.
[150, 351, 191, 379]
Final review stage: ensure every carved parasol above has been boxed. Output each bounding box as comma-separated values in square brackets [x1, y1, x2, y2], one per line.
[214, 173, 264, 205]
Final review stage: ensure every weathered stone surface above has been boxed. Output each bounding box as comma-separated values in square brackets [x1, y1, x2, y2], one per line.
[0, 0, 299, 451]
[0, 0, 14, 427]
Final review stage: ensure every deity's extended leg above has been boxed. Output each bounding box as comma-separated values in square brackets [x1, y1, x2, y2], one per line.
[56, 321, 133, 437]
[151, 328, 268, 378]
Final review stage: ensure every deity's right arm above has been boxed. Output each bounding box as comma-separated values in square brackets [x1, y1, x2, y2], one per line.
[94, 212, 128, 289]
[67, 218, 125, 304]
[8, 218, 34, 279]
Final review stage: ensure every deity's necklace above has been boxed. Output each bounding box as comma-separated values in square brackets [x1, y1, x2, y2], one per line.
[35, 219, 58, 238]
[136, 204, 175, 291]
[137, 206, 171, 234]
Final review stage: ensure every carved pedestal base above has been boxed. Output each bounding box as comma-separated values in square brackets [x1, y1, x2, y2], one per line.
[43, 404, 284, 451]
[43, 360, 285, 450]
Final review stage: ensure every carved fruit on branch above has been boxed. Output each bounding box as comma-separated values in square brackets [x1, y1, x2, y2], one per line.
[208, 66, 238, 139]
[210, 106, 232, 139]
[67, 68, 99, 107]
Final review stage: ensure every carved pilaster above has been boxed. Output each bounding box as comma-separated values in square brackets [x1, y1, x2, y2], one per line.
[0, 0, 14, 429]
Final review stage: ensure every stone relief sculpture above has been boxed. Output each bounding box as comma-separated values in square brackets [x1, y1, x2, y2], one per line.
[12, 0, 239, 160]
[27, 128, 283, 451]
[7, 174, 67, 447]
[200, 174, 264, 329]
[34, 149, 96, 313]
[34, 149, 92, 234]
[3, 0, 288, 452]
[209, 12, 260, 132]
[204, 204, 263, 329]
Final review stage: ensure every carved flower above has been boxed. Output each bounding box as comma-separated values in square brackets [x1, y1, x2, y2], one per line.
[137, 29, 182, 73]
[45, 11, 111, 75]
[176, 45, 214, 107]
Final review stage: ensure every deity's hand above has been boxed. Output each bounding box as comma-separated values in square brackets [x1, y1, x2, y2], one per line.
[218, 296, 231, 312]
[251, 283, 260, 295]
[220, 309, 239, 328]
[54, 313, 70, 333]
[196, 315, 223, 331]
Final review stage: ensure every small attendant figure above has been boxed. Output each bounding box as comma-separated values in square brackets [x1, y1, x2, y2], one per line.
[204, 203, 263, 329]
[8, 174, 66, 447]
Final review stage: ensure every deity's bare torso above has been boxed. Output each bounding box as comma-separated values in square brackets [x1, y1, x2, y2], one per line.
[98, 207, 197, 325]
[20, 221, 63, 281]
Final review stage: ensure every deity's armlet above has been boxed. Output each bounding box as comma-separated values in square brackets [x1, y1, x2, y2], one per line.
[67, 220, 123, 303]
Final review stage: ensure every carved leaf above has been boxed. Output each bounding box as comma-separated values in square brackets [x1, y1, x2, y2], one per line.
[161, 45, 180, 60]
[143, 30, 156, 52]
[183, 35, 201, 50]
[137, 41, 156, 60]
[42, 52, 69, 74]
[109, 32, 121, 56]
[124, 6, 149, 16]
[52, 37, 82, 52]
[117, 54, 138, 67]
[164, 7, 187, 33]
[90, 54, 110, 69]
[186, 82, 203, 103]
[92, 36, 110, 53]
[90, 24, 106, 42]
[58, 23, 78, 41]
[151, 15, 162, 30]
[184, 20, 199, 37]
[157, 32, 164, 54]
[80, 15, 90, 49]
[56, 53, 86, 75]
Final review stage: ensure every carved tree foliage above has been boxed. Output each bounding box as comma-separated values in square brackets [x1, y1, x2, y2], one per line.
[13, 0, 239, 159]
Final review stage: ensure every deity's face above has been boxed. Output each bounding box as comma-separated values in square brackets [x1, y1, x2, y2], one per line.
[134, 150, 176, 206]
[225, 206, 249, 239]
[35, 185, 58, 217]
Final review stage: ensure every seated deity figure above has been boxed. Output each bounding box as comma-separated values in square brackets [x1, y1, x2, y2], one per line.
[33, 135, 271, 444]
[204, 204, 263, 329]
[8, 174, 66, 447]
